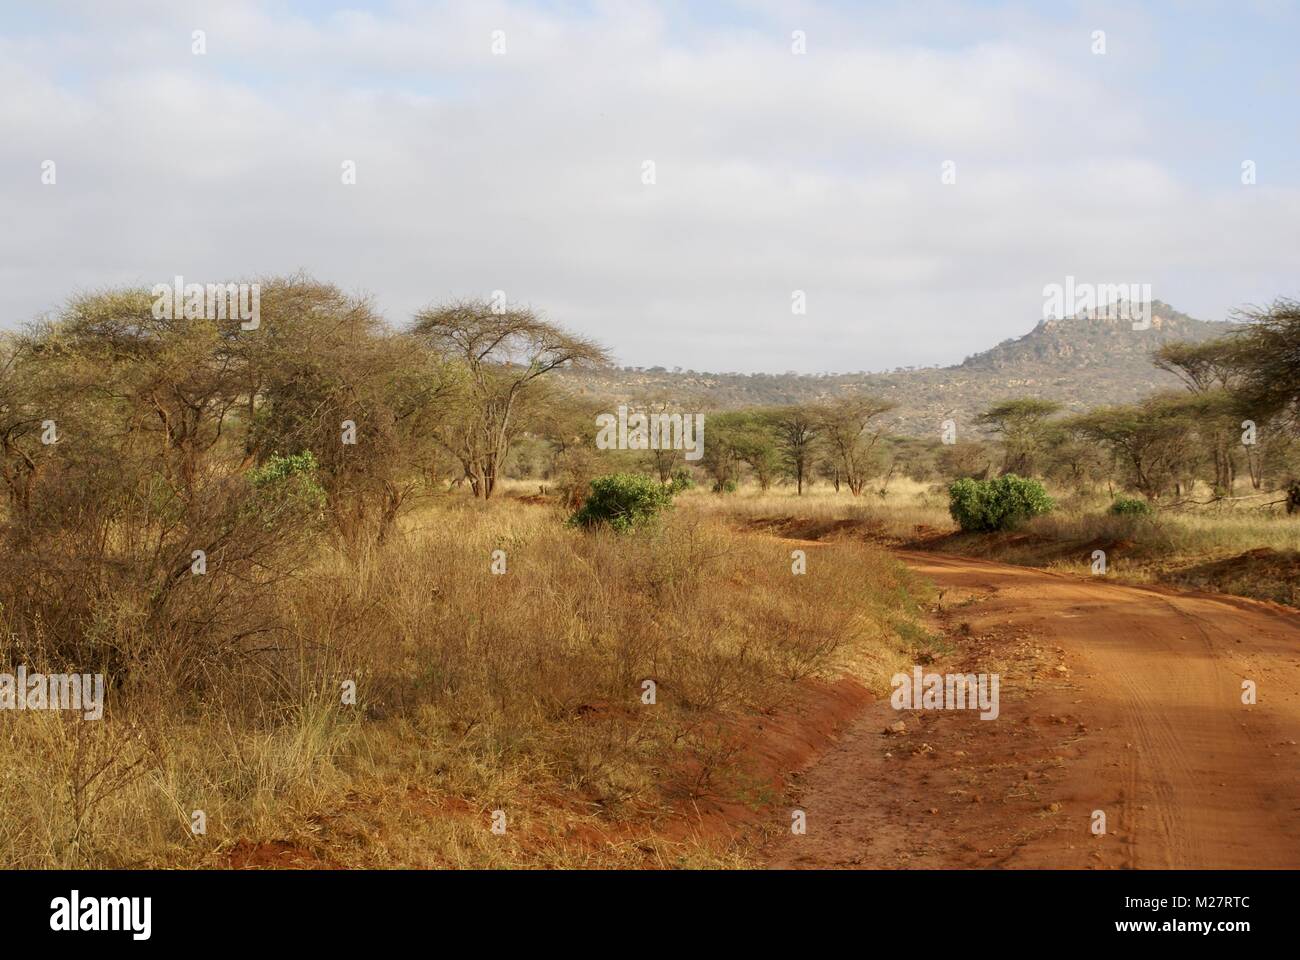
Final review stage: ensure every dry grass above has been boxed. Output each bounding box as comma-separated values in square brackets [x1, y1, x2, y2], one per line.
[689, 478, 1300, 606]
[15, 471, 1286, 870]
[977, 502, 1300, 605]
[0, 491, 921, 868]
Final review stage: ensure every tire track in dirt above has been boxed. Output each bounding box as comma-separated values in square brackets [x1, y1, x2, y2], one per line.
[763, 550, 1300, 869]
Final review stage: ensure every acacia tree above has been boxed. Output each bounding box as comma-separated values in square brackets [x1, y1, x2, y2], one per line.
[1042, 422, 1110, 493]
[527, 389, 602, 457]
[0, 287, 324, 683]
[768, 406, 819, 495]
[1220, 301, 1300, 494]
[249, 280, 454, 542]
[1152, 340, 1237, 393]
[816, 455, 841, 492]
[888, 435, 938, 484]
[1152, 340, 1244, 491]
[1227, 299, 1300, 429]
[727, 411, 779, 490]
[1067, 393, 1203, 499]
[34, 288, 250, 503]
[699, 411, 745, 492]
[0, 334, 61, 515]
[622, 399, 685, 483]
[412, 300, 608, 499]
[815, 395, 897, 496]
[936, 440, 993, 481]
[975, 398, 1062, 477]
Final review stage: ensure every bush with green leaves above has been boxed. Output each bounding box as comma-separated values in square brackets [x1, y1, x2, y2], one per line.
[569, 473, 675, 532]
[248, 451, 327, 526]
[1110, 496, 1153, 518]
[667, 468, 695, 494]
[948, 474, 1054, 532]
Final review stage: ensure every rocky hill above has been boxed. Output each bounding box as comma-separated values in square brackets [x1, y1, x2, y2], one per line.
[554, 302, 1233, 437]
[957, 301, 1223, 374]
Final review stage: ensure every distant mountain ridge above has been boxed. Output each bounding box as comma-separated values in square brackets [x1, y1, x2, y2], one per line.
[555, 302, 1234, 436]
[957, 301, 1226, 373]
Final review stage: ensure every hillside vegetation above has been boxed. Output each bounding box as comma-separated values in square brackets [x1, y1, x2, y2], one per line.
[554, 301, 1230, 435]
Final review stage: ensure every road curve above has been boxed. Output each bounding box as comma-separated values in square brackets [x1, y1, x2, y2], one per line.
[764, 550, 1300, 869]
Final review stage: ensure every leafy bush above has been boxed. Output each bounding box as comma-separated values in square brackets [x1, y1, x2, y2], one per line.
[1110, 496, 1153, 518]
[668, 468, 695, 494]
[948, 474, 1054, 532]
[248, 451, 327, 525]
[569, 473, 675, 532]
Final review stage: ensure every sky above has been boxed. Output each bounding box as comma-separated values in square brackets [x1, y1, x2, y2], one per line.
[2, 0, 1298, 373]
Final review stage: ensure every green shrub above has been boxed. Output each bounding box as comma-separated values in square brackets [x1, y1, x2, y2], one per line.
[569, 473, 675, 532]
[248, 451, 327, 525]
[667, 468, 695, 494]
[1110, 496, 1153, 517]
[948, 474, 1054, 532]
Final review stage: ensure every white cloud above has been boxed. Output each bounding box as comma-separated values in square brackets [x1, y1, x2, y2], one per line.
[1, 0, 1296, 372]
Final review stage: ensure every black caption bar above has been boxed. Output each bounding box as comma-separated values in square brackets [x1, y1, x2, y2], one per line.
[1, 868, 1287, 946]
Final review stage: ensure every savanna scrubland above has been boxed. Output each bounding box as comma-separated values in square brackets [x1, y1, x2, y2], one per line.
[1, 278, 1296, 867]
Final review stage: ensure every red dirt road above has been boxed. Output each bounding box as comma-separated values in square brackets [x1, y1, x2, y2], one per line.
[763, 550, 1300, 869]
